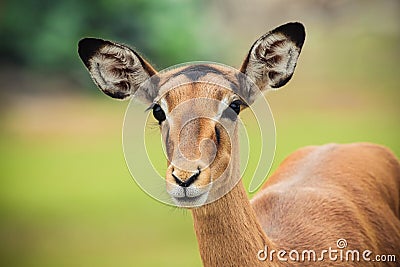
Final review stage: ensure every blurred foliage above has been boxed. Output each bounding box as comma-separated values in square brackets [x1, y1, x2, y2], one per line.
[0, 0, 218, 73]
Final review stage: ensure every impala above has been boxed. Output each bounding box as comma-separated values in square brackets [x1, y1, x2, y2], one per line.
[78, 22, 400, 266]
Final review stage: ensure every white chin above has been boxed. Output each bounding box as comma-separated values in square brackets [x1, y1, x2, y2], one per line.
[171, 192, 209, 208]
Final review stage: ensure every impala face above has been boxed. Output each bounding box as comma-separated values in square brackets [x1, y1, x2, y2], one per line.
[152, 65, 249, 206]
[78, 22, 305, 207]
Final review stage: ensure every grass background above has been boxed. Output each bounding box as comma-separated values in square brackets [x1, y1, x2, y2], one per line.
[0, 1, 399, 266]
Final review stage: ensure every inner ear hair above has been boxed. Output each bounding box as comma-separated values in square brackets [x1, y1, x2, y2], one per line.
[241, 22, 305, 91]
[78, 38, 156, 100]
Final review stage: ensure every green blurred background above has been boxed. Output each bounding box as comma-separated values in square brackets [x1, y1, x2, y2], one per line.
[0, 0, 399, 266]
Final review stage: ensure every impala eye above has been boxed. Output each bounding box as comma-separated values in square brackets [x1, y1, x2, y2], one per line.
[222, 99, 243, 121]
[152, 104, 166, 123]
[229, 100, 242, 115]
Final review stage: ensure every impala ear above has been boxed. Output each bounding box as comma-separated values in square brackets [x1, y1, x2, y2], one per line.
[240, 22, 305, 91]
[78, 38, 157, 101]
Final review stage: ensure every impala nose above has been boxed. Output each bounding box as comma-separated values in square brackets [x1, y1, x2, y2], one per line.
[172, 168, 201, 187]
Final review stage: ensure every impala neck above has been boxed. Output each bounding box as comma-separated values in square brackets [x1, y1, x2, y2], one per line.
[191, 128, 278, 267]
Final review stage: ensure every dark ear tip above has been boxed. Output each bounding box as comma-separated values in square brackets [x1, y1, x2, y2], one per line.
[78, 38, 107, 68]
[274, 22, 306, 49]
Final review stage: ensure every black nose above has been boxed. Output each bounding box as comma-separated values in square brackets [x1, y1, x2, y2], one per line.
[172, 170, 200, 187]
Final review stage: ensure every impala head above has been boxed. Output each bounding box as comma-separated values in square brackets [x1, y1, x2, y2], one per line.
[78, 22, 305, 207]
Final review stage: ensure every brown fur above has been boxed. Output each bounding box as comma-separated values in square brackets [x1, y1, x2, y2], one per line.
[192, 143, 400, 266]
[253, 144, 400, 259]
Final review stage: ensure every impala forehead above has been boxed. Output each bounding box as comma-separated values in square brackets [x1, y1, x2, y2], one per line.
[155, 64, 239, 101]
[153, 64, 243, 125]
[157, 64, 240, 95]
[159, 85, 234, 123]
